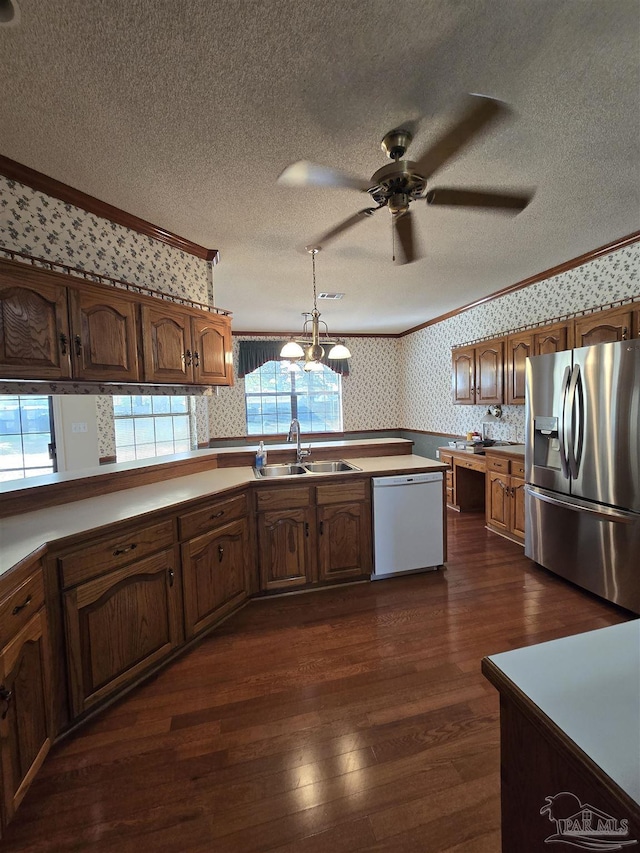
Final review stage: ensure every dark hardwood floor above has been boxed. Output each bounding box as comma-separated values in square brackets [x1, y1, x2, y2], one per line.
[2, 512, 629, 852]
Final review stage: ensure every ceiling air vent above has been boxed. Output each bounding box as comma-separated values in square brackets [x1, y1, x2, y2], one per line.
[317, 292, 344, 300]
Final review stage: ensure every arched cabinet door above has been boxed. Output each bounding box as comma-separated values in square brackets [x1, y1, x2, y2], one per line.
[141, 305, 194, 383]
[573, 307, 633, 348]
[192, 315, 233, 386]
[258, 507, 315, 591]
[0, 275, 72, 380]
[69, 287, 140, 382]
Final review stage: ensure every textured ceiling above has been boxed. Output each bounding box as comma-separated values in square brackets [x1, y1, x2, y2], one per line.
[0, 0, 639, 333]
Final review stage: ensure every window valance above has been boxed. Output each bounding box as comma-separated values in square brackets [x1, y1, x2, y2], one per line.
[238, 340, 350, 378]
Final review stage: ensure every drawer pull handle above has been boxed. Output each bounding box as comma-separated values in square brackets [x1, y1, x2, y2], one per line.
[319, 521, 324, 535]
[112, 543, 138, 557]
[0, 687, 12, 720]
[210, 510, 225, 519]
[59, 332, 68, 355]
[185, 350, 192, 367]
[168, 568, 174, 587]
[74, 335, 82, 357]
[12, 594, 32, 616]
[305, 522, 309, 537]
[218, 545, 224, 562]
[193, 351, 200, 368]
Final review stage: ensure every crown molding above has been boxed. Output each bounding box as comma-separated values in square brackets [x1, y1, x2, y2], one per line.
[401, 230, 640, 337]
[0, 155, 219, 263]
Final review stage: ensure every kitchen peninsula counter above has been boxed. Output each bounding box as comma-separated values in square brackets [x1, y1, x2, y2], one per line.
[483, 620, 640, 850]
[0, 453, 445, 578]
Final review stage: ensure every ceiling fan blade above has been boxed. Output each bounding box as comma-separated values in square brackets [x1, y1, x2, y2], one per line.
[426, 187, 533, 213]
[411, 95, 511, 180]
[393, 211, 418, 264]
[278, 160, 371, 191]
[305, 206, 381, 251]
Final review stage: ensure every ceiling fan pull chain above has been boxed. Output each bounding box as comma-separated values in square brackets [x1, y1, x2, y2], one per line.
[392, 218, 396, 262]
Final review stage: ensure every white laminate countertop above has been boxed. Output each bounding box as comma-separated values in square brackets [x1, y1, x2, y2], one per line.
[487, 620, 640, 803]
[0, 453, 444, 578]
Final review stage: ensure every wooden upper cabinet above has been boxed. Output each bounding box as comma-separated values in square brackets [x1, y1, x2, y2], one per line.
[68, 287, 140, 382]
[475, 339, 504, 405]
[573, 307, 634, 348]
[0, 275, 72, 380]
[141, 304, 193, 384]
[505, 333, 533, 405]
[533, 321, 569, 355]
[452, 345, 475, 404]
[192, 314, 233, 386]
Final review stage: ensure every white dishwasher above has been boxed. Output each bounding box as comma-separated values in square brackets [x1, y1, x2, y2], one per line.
[372, 472, 444, 579]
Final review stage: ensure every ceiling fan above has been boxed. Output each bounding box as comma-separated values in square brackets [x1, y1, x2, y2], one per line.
[278, 94, 533, 264]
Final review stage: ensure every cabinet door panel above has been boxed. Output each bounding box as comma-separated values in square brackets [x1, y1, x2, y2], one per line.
[573, 309, 633, 348]
[0, 610, 52, 823]
[192, 315, 233, 386]
[258, 508, 314, 591]
[534, 322, 568, 355]
[0, 280, 71, 379]
[69, 288, 139, 381]
[64, 549, 180, 717]
[476, 341, 504, 405]
[452, 346, 475, 405]
[317, 502, 371, 582]
[487, 472, 510, 533]
[506, 333, 533, 405]
[511, 477, 526, 541]
[141, 305, 193, 383]
[182, 519, 248, 639]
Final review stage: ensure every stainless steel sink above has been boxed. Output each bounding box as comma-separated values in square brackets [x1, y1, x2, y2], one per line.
[303, 460, 361, 473]
[255, 463, 307, 478]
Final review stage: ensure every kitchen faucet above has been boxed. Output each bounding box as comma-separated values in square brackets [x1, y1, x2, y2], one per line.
[287, 418, 310, 464]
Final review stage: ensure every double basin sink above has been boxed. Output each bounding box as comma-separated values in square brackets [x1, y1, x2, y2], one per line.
[255, 460, 361, 478]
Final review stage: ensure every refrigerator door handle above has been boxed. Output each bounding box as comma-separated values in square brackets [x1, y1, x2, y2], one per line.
[558, 365, 572, 479]
[526, 485, 637, 524]
[566, 364, 584, 479]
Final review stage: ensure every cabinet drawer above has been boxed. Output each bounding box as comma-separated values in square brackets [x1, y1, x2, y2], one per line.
[512, 460, 525, 478]
[445, 471, 453, 486]
[440, 452, 453, 468]
[179, 493, 247, 541]
[486, 456, 510, 474]
[455, 456, 486, 473]
[316, 480, 368, 505]
[59, 519, 175, 588]
[446, 486, 454, 505]
[0, 568, 45, 650]
[255, 485, 312, 510]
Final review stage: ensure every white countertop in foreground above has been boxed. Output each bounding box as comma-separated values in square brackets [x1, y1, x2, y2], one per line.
[0, 453, 444, 578]
[487, 620, 640, 802]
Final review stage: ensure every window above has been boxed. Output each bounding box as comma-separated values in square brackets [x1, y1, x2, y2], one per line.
[245, 361, 342, 435]
[113, 395, 192, 462]
[0, 395, 56, 482]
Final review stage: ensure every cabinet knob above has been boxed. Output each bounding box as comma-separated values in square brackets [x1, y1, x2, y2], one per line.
[0, 686, 12, 720]
[305, 522, 309, 537]
[218, 545, 224, 562]
[168, 568, 174, 587]
[623, 326, 629, 340]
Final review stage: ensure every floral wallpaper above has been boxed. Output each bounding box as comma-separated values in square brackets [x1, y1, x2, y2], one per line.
[207, 335, 402, 439]
[0, 175, 211, 302]
[400, 241, 640, 441]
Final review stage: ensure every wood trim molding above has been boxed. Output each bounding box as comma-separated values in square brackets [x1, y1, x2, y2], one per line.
[401, 230, 640, 337]
[0, 155, 219, 263]
[232, 330, 401, 338]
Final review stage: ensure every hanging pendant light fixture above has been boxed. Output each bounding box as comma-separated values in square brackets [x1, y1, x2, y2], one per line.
[280, 248, 351, 368]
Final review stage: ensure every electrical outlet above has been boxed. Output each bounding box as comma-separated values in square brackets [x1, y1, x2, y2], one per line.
[71, 422, 88, 433]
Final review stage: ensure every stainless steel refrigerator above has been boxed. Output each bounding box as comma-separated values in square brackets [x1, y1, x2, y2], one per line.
[525, 338, 640, 614]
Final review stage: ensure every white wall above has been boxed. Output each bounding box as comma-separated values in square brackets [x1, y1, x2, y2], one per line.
[52, 396, 100, 471]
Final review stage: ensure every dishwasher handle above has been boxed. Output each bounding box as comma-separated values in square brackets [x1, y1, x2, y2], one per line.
[372, 472, 443, 488]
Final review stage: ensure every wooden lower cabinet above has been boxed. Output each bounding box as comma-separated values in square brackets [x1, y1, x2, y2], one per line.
[63, 549, 182, 718]
[258, 506, 316, 591]
[0, 608, 53, 828]
[485, 455, 526, 544]
[317, 501, 371, 583]
[181, 518, 249, 639]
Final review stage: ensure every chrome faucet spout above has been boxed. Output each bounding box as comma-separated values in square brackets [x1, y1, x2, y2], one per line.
[287, 418, 310, 464]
